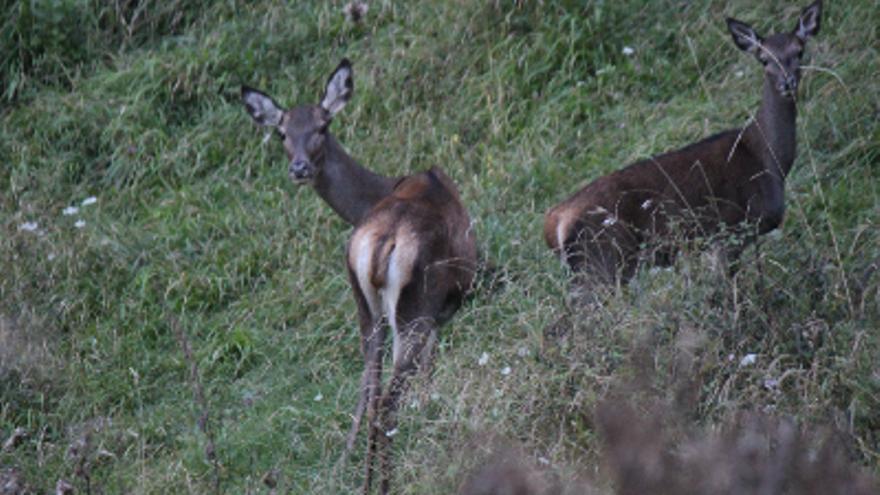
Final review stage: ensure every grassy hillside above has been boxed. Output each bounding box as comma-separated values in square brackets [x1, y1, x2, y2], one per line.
[2, 0, 878, 493]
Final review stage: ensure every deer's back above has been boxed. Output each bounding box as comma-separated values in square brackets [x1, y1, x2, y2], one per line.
[546, 128, 765, 250]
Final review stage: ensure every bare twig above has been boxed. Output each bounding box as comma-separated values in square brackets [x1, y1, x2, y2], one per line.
[170, 315, 221, 494]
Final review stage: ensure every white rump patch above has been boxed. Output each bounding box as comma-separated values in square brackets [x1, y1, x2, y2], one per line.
[351, 231, 381, 319]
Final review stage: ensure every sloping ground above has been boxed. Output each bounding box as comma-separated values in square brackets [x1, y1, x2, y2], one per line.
[1, 1, 878, 492]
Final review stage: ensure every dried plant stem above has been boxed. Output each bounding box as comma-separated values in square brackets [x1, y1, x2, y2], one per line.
[170, 315, 221, 495]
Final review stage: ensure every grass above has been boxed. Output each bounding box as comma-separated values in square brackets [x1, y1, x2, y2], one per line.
[1, 0, 879, 493]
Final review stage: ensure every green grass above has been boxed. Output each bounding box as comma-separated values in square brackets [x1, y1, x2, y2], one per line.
[2, 0, 879, 493]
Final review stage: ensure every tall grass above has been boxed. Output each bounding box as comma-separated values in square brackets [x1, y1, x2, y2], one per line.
[1, 0, 878, 492]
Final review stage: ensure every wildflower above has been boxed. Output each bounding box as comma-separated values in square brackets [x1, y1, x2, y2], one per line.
[478, 352, 489, 366]
[74, 220, 86, 229]
[537, 456, 550, 466]
[313, 392, 323, 402]
[500, 366, 512, 376]
[641, 199, 654, 210]
[763, 378, 779, 390]
[81, 196, 98, 206]
[19, 221, 39, 232]
[735, 70, 745, 78]
[47, 253, 56, 261]
[622, 46, 635, 56]
[385, 428, 398, 438]
[62, 206, 79, 216]
[602, 216, 617, 227]
[739, 354, 757, 367]
[517, 346, 529, 358]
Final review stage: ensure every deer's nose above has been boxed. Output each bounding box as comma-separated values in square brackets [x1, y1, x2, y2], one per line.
[289, 160, 312, 181]
[780, 76, 798, 95]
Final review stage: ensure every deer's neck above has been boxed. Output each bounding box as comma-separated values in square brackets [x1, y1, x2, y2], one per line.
[312, 134, 396, 226]
[745, 78, 798, 180]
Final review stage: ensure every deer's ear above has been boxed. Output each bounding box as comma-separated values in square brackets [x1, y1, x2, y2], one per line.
[320, 58, 353, 118]
[727, 18, 763, 56]
[794, 0, 822, 42]
[241, 86, 284, 128]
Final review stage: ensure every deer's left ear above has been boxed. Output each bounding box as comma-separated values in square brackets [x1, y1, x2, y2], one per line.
[727, 18, 763, 57]
[320, 58, 354, 118]
[794, 0, 822, 42]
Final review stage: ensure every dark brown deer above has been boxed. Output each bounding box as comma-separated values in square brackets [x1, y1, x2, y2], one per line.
[242, 60, 478, 494]
[544, 1, 822, 283]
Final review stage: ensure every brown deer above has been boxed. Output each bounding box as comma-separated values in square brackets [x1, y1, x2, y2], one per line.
[242, 59, 396, 226]
[242, 59, 478, 494]
[544, 1, 822, 283]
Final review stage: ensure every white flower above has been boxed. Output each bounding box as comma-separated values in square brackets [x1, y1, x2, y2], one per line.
[478, 352, 489, 366]
[430, 392, 440, 401]
[537, 456, 550, 466]
[500, 366, 512, 376]
[62, 206, 79, 216]
[81, 196, 98, 206]
[47, 253, 57, 261]
[385, 428, 398, 438]
[739, 354, 757, 367]
[735, 70, 745, 78]
[641, 199, 654, 210]
[19, 221, 39, 232]
[589, 206, 608, 215]
[622, 46, 635, 56]
[517, 346, 530, 358]
[74, 220, 86, 229]
[763, 378, 779, 390]
[602, 216, 617, 227]
[313, 393, 323, 402]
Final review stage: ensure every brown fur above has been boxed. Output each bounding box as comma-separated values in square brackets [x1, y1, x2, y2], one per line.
[545, 2, 822, 282]
[346, 166, 477, 494]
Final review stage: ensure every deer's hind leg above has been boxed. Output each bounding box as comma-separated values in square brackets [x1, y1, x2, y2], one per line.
[344, 267, 386, 459]
[374, 313, 437, 495]
[569, 219, 639, 287]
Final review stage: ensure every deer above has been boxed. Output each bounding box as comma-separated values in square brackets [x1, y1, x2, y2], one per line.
[544, 1, 822, 284]
[242, 59, 394, 226]
[242, 59, 478, 494]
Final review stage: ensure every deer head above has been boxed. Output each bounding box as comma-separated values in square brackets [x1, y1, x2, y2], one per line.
[727, 1, 822, 100]
[241, 59, 354, 183]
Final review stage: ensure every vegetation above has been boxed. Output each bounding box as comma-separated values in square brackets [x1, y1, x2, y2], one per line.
[2, 0, 878, 492]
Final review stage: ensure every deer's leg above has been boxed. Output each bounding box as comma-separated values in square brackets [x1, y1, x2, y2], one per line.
[375, 315, 438, 495]
[577, 221, 638, 286]
[344, 268, 386, 461]
[346, 321, 385, 453]
[359, 321, 387, 495]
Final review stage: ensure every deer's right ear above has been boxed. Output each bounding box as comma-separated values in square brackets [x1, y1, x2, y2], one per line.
[320, 58, 354, 118]
[241, 86, 284, 128]
[727, 18, 763, 56]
